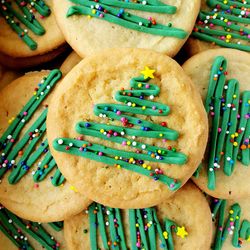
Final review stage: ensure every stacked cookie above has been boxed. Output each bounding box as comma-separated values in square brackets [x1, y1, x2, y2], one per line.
[0, 1, 249, 250]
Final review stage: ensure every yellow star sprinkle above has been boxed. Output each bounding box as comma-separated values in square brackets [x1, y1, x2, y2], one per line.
[140, 66, 155, 79]
[176, 226, 188, 239]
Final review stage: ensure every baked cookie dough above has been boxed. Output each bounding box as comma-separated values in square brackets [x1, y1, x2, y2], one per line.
[47, 48, 208, 208]
[60, 51, 82, 75]
[186, 0, 250, 56]
[64, 182, 212, 250]
[183, 48, 250, 199]
[0, 70, 91, 222]
[52, 0, 200, 57]
[0, 0, 67, 69]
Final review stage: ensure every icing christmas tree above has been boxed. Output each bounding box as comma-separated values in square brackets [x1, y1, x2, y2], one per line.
[0, 69, 65, 187]
[193, 0, 250, 52]
[211, 199, 250, 250]
[67, 0, 187, 38]
[195, 56, 250, 190]
[0, 0, 51, 50]
[54, 67, 187, 191]
[85, 202, 188, 250]
[0, 205, 62, 250]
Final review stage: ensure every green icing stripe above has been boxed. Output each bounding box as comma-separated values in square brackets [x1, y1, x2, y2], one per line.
[54, 72, 187, 190]
[201, 56, 250, 190]
[0, 206, 62, 250]
[48, 221, 64, 232]
[0, 0, 51, 50]
[67, 0, 187, 39]
[87, 202, 186, 250]
[192, 0, 250, 52]
[0, 69, 64, 187]
[211, 199, 250, 249]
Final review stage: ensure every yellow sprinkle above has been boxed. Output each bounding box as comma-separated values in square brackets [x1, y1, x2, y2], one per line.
[163, 231, 168, 239]
[157, 150, 161, 154]
[226, 39, 230, 43]
[129, 158, 134, 163]
[236, 216, 239, 220]
[127, 141, 131, 146]
[115, 156, 119, 160]
[226, 34, 231, 39]
[233, 142, 238, 147]
[231, 134, 235, 138]
[235, 132, 238, 137]
[132, 103, 136, 107]
[147, 166, 151, 170]
[70, 185, 78, 193]
[159, 133, 163, 137]
[142, 164, 147, 168]
[92, 9, 96, 14]
[224, 19, 228, 22]
[138, 83, 142, 88]
[230, 218, 234, 222]
[33, 92, 37, 95]
[87, 15, 92, 19]
[136, 223, 139, 227]
[233, 95, 237, 99]
[116, 164, 121, 169]
[142, 106, 146, 110]
[229, 210, 234, 214]
[100, 129, 104, 133]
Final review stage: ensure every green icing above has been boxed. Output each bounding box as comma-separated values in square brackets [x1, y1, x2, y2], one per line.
[53, 71, 187, 190]
[211, 199, 250, 249]
[196, 56, 250, 190]
[87, 202, 186, 250]
[0, 205, 62, 250]
[67, 0, 187, 39]
[0, 69, 65, 187]
[0, 0, 51, 50]
[192, 0, 250, 52]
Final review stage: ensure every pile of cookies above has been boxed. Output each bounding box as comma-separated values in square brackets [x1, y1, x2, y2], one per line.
[0, 1, 249, 249]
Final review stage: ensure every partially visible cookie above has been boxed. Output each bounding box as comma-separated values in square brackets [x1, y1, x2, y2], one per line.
[64, 182, 212, 250]
[0, 0, 67, 69]
[0, 64, 21, 90]
[186, 0, 250, 56]
[210, 197, 250, 250]
[183, 48, 250, 199]
[60, 51, 82, 75]
[52, 0, 200, 57]
[47, 48, 208, 208]
[0, 70, 91, 222]
[0, 205, 66, 250]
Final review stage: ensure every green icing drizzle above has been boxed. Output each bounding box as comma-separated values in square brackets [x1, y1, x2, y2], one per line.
[53, 70, 187, 191]
[0, 205, 62, 250]
[0, 69, 65, 187]
[66, 0, 187, 39]
[0, 0, 51, 50]
[196, 56, 250, 190]
[192, 0, 250, 52]
[211, 199, 250, 249]
[87, 202, 187, 250]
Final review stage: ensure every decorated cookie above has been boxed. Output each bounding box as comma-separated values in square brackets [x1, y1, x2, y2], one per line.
[64, 182, 212, 250]
[186, 0, 250, 56]
[51, 0, 200, 58]
[60, 51, 82, 75]
[183, 48, 250, 199]
[0, 205, 66, 250]
[47, 48, 208, 208]
[210, 197, 250, 250]
[0, 64, 21, 91]
[0, 0, 67, 69]
[0, 70, 91, 222]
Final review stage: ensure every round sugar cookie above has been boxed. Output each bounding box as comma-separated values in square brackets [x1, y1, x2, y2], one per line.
[60, 51, 82, 75]
[210, 197, 250, 250]
[47, 48, 208, 208]
[64, 182, 212, 250]
[186, 0, 250, 56]
[0, 0, 67, 69]
[0, 71, 91, 222]
[51, 0, 200, 58]
[182, 48, 250, 199]
[0, 205, 67, 250]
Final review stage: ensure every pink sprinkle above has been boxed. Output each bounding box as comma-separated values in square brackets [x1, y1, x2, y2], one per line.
[230, 222, 234, 226]
[116, 111, 121, 115]
[98, 152, 103, 156]
[79, 147, 83, 151]
[122, 141, 126, 146]
[23, 111, 28, 116]
[218, 128, 222, 133]
[136, 243, 141, 247]
[211, 112, 215, 116]
[113, 132, 118, 136]
[219, 226, 223, 231]
[107, 134, 111, 138]
[4, 160, 8, 164]
[170, 183, 174, 188]
[145, 84, 150, 89]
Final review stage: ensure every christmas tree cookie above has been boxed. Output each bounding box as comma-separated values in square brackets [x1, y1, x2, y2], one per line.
[183, 48, 250, 199]
[0, 70, 91, 222]
[47, 48, 208, 208]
